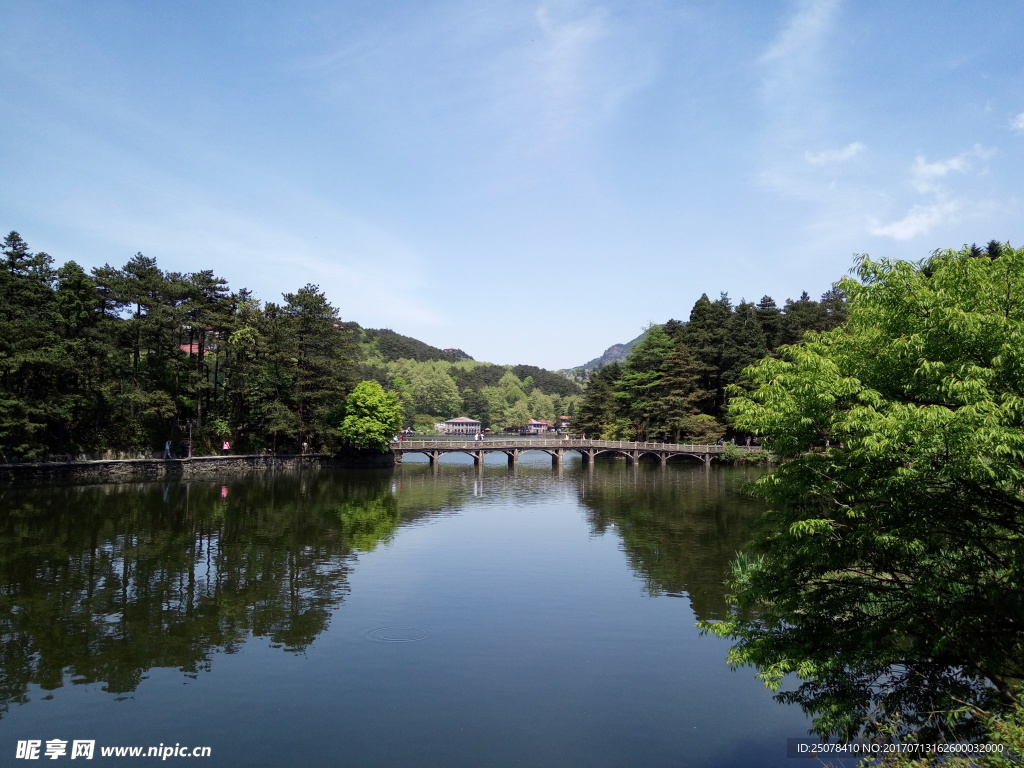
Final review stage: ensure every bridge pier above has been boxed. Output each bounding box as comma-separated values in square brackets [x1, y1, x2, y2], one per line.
[390, 439, 756, 472]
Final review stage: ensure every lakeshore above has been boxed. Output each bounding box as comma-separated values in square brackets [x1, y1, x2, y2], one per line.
[0, 450, 395, 487]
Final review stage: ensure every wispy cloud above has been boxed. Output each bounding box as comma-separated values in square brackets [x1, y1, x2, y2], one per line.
[756, 0, 845, 196]
[760, 0, 840, 112]
[503, 0, 657, 151]
[868, 200, 961, 241]
[1012, 112, 1024, 132]
[805, 141, 864, 165]
[869, 145, 996, 240]
[909, 144, 994, 193]
[303, 1, 655, 164]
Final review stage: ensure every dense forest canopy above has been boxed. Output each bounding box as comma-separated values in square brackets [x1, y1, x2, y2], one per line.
[706, 243, 1024, 751]
[0, 226, 854, 457]
[572, 289, 848, 442]
[0, 231, 581, 459]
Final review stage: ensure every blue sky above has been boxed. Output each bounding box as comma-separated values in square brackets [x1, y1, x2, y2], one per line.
[3, 1, 1023, 370]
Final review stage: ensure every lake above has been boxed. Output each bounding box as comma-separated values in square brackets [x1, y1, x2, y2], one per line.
[0, 452, 818, 766]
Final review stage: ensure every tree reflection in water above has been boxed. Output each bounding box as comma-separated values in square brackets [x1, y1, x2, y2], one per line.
[0, 469, 462, 716]
[0, 462, 768, 722]
[575, 462, 768, 621]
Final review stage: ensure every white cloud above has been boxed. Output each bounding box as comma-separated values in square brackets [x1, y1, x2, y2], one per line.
[909, 144, 994, 193]
[1012, 112, 1024, 132]
[868, 145, 998, 241]
[805, 141, 865, 165]
[868, 200, 961, 241]
[760, 0, 839, 104]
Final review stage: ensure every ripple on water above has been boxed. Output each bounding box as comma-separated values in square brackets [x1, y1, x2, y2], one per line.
[367, 626, 430, 643]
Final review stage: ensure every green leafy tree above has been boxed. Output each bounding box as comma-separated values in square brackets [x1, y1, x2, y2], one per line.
[705, 246, 1024, 743]
[410, 363, 462, 418]
[337, 380, 403, 452]
[528, 388, 556, 423]
[390, 376, 416, 427]
[478, 385, 509, 430]
[498, 370, 527, 403]
[573, 362, 623, 438]
[460, 386, 490, 426]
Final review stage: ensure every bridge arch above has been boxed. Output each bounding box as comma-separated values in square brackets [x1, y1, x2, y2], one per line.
[391, 438, 757, 469]
[664, 452, 708, 465]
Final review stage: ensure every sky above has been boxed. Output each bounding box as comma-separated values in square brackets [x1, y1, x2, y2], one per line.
[2, 1, 1023, 370]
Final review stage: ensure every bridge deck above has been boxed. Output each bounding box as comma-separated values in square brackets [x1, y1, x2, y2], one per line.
[392, 439, 761, 454]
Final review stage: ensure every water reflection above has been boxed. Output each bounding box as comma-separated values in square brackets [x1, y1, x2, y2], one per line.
[0, 461, 769, 729]
[574, 462, 767, 620]
[0, 469, 471, 716]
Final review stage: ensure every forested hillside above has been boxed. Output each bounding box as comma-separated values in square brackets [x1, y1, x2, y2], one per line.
[0, 231, 580, 459]
[568, 329, 646, 376]
[572, 290, 847, 442]
[355, 350, 581, 435]
[354, 326, 470, 363]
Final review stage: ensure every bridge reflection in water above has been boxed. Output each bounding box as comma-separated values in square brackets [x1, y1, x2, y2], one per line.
[392, 438, 762, 469]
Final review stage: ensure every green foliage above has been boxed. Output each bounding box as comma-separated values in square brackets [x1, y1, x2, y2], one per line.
[573, 362, 622, 438]
[410, 363, 462, 417]
[337, 381, 404, 452]
[282, 284, 355, 448]
[706, 245, 1024, 743]
[358, 354, 580, 432]
[337, 492, 400, 551]
[862, 701, 1024, 767]
[573, 284, 841, 444]
[355, 326, 470, 363]
[0, 232, 368, 458]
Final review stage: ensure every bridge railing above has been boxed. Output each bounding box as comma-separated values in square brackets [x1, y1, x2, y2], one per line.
[392, 439, 762, 453]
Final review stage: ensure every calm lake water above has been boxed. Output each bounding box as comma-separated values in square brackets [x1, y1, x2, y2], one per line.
[0, 452, 817, 766]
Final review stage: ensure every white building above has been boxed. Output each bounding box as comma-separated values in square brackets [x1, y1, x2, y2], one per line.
[440, 416, 482, 435]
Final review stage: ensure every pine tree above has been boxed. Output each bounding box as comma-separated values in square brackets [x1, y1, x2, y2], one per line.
[819, 286, 848, 330]
[652, 341, 706, 442]
[615, 325, 675, 441]
[683, 293, 732, 417]
[779, 291, 827, 345]
[0, 232, 58, 457]
[573, 362, 622, 439]
[282, 284, 355, 450]
[722, 303, 769, 389]
[755, 295, 783, 349]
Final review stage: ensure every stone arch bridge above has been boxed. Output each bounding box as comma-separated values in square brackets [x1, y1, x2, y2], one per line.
[392, 438, 761, 469]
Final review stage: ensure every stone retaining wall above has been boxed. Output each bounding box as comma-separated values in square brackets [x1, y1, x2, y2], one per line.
[0, 451, 395, 487]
